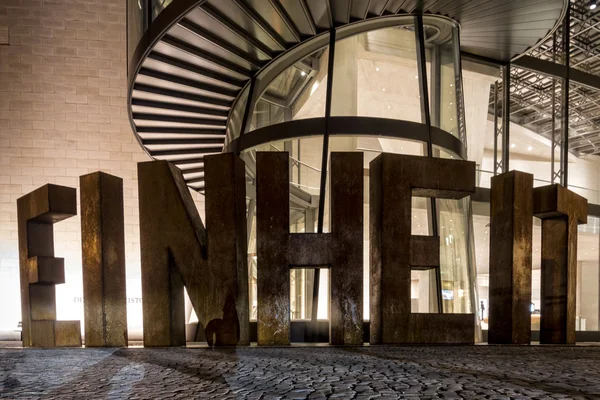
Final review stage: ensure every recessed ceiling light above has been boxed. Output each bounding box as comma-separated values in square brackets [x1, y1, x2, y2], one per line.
[511, 143, 516, 148]
[387, 105, 391, 109]
[382, 88, 386, 91]
[301, 71, 306, 76]
[527, 146, 533, 151]
[376, 67, 380, 71]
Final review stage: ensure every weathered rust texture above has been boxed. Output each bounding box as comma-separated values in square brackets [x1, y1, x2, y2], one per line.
[369, 153, 476, 344]
[409, 236, 440, 270]
[17, 184, 80, 347]
[137, 154, 248, 347]
[30, 320, 82, 347]
[256, 152, 363, 345]
[80, 172, 128, 347]
[533, 184, 587, 344]
[489, 171, 534, 345]
[329, 152, 364, 345]
[256, 152, 291, 346]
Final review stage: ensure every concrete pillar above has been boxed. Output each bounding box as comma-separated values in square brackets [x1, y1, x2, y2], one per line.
[488, 171, 533, 344]
[533, 184, 587, 344]
[80, 172, 128, 347]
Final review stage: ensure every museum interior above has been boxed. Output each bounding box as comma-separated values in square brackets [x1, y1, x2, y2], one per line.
[1, 0, 600, 344]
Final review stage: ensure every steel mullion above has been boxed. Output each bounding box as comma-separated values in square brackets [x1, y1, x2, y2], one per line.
[415, 14, 443, 315]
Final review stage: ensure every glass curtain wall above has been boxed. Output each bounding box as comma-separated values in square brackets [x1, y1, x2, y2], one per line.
[237, 16, 475, 327]
[243, 46, 330, 321]
[127, 0, 147, 64]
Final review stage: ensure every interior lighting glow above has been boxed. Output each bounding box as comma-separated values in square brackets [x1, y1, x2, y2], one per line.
[310, 82, 319, 95]
[527, 146, 533, 151]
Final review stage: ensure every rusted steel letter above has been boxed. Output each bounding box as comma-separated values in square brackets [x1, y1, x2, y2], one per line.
[256, 152, 363, 345]
[534, 184, 587, 344]
[17, 184, 81, 347]
[138, 154, 248, 346]
[370, 153, 476, 344]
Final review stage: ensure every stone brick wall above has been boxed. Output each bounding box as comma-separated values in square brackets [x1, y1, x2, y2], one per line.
[0, 0, 205, 338]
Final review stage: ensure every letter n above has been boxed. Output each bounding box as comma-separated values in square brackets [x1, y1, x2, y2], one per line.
[138, 154, 248, 346]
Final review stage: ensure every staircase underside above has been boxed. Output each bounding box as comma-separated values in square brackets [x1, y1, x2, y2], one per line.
[128, 0, 567, 192]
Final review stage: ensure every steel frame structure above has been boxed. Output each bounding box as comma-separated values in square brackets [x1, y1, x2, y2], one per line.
[490, 1, 600, 188]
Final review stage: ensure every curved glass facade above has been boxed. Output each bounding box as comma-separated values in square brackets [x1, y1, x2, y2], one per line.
[236, 16, 478, 326]
[226, 16, 464, 144]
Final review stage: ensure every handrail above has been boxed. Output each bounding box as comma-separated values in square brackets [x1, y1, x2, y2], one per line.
[268, 143, 322, 173]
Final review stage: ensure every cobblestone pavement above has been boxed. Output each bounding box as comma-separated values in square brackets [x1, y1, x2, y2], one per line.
[1, 344, 600, 399]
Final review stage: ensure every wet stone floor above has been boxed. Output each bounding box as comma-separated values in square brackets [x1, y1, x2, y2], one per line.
[1, 344, 600, 399]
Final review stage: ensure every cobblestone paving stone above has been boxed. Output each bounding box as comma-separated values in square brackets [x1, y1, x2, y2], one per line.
[1, 344, 600, 399]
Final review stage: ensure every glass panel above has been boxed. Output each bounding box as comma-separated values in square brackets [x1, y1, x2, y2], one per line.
[244, 137, 324, 321]
[226, 84, 250, 145]
[569, 82, 600, 204]
[151, 0, 173, 20]
[472, 204, 490, 329]
[435, 146, 477, 315]
[576, 216, 600, 331]
[248, 46, 329, 132]
[127, 0, 147, 63]
[330, 23, 421, 122]
[424, 18, 460, 138]
[320, 136, 429, 319]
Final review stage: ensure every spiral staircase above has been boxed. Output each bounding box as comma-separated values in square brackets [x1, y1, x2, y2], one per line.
[128, 0, 567, 192]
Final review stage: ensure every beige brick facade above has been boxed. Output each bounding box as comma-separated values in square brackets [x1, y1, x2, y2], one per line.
[0, 0, 205, 337]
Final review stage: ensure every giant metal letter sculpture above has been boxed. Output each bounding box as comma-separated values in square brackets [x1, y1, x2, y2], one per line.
[489, 171, 534, 344]
[17, 184, 81, 347]
[138, 154, 248, 346]
[534, 184, 587, 344]
[80, 172, 128, 347]
[256, 152, 363, 345]
[370, 153, 475, 344]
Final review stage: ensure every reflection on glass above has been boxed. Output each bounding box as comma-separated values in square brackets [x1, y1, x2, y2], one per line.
[127, 0, 146, 63]
[237, 15, 476, 326]
[152, 0, 173, 20]
[248, 47, 329, 132]
[244, 138, 324, 321]
[331, 24, 421, 122]
[435, 147, 477, 315]
[575, 216, 599, 331]
[424, 21, 461, 137]
[226, 84, 249, 145]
